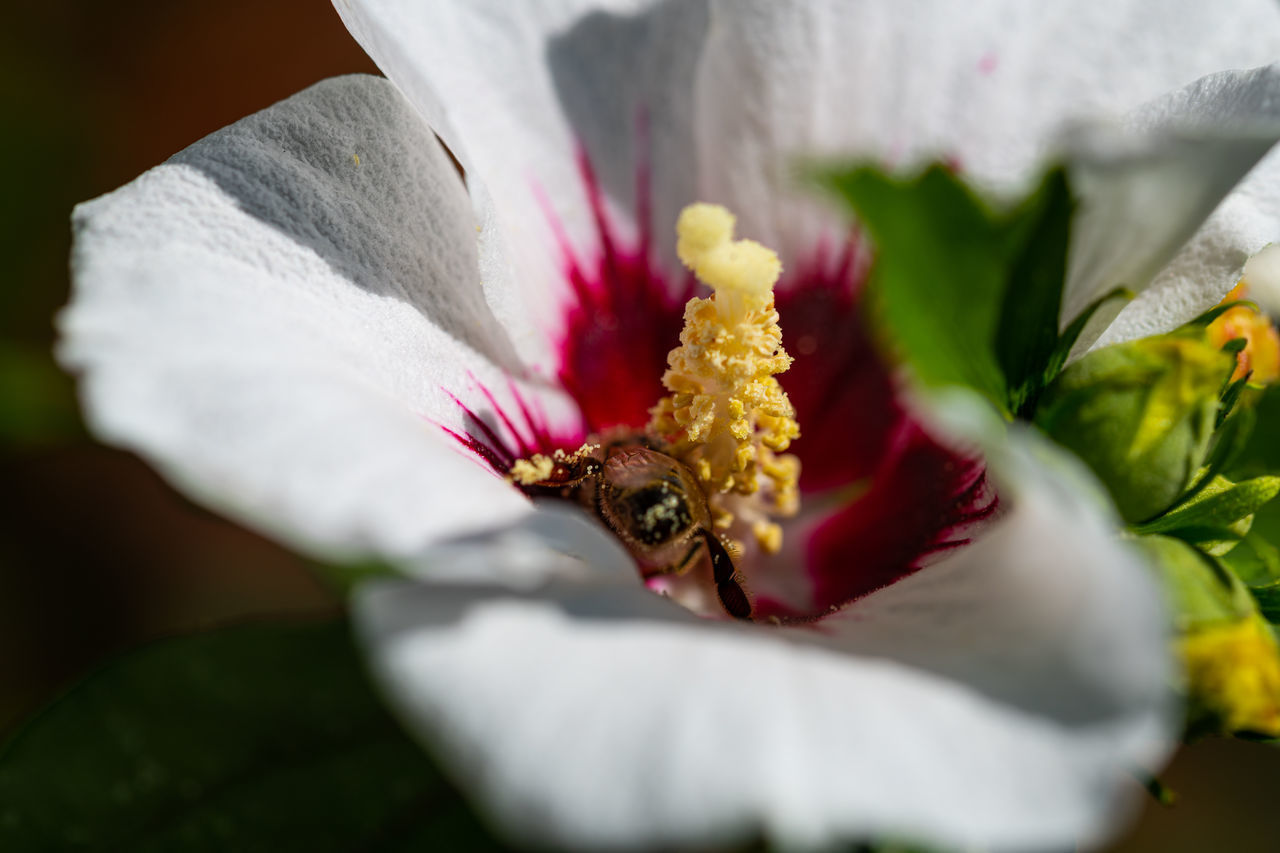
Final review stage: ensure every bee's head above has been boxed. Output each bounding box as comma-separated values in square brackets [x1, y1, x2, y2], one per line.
[610, 480, 694, 548]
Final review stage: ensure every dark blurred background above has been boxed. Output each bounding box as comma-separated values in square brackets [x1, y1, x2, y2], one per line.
[2, 3, 1278, 851]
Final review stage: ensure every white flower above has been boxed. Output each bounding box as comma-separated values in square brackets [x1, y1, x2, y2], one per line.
[59, 1, 1280, 849]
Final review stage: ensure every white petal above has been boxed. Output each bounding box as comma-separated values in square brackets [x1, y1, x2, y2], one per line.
[694, 0, 1280, 255]
[333, 0, 709, 321]
[1085, 65, 1280, 348]
[334, 1, 1280, 320]
[818, 421, 1170, 726]
[61, 75, 585, 577]
[357, 429, 1172, 851]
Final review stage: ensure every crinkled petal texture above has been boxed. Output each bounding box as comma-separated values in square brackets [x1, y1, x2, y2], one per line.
[337, 0, 1280, 344]
[1086, 64, 1280, 348]
[358, 431, 1172, 851]
[61, 75, 621, 581]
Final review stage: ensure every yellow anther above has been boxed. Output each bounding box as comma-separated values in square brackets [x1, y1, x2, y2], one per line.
[753, 520, 783, 555]
[1181, 617, 1280, 736]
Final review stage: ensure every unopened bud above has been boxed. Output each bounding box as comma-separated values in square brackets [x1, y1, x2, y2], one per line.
[1035, 336, 1232, 523]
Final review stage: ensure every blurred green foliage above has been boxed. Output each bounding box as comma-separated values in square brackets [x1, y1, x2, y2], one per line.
[0, 619, 505, 851]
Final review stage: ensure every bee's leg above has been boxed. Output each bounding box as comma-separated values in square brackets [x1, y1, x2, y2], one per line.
[700, 529, 752, 621]
[671, 538, 706, 575]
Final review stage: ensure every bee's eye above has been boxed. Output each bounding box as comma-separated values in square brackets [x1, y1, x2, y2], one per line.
[615, 483, 693, 546]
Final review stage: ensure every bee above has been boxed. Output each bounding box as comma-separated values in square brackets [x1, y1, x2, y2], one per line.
[520, 439, 753, 621]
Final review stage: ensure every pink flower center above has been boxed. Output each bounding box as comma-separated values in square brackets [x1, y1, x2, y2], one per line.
[447, 151, 996, 622]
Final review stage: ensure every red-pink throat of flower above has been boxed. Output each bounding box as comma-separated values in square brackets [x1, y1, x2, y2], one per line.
[447, 156, 996, 624]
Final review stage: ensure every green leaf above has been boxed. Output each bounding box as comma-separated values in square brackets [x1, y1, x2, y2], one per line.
[1176, 406, 1255, 510]
[1228, 383, 1280, 478]
[994, 168, 1075, 417]
[1189, 300, 1260, 327]
[1218, 375, 1252, 428]
[1218, 382, 1280, 568]
[815, 164, 1014, 413]
[1046, 286, 1134, 380]
[1251, 585, 1280, 624]
[1137, 475, 1280, 536]
[1223, 530, 1280, 588]
[0, 620, 501, 851]
[1220, 337, 1249, 357]
[1138, 534, 1255, 630]
[1168, 524, 1254, 557]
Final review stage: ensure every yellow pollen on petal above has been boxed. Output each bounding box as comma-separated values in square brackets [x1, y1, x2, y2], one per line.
[1181, 617, 1280, 736]
[650, 203, 801, 538]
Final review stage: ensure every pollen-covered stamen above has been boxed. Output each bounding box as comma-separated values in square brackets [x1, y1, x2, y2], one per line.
[650, 203, 801, 553]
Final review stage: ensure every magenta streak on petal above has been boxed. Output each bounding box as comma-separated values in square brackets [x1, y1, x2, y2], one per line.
[505, 378, 562, 455]
[439, 381, 586, 479]
[441, 390, 514, 469]
[552, 143, 694, 432]
[474, 379, 539, 459]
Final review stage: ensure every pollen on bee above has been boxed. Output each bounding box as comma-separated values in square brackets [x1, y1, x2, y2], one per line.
[508, 454, 556, 485]
[507, 443, 598, 486]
